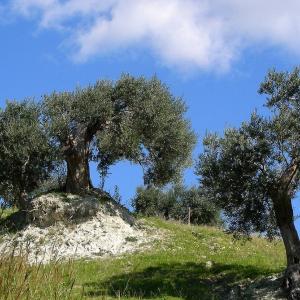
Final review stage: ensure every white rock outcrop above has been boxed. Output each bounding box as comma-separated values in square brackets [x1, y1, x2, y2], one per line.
[0, 192, 161, 264]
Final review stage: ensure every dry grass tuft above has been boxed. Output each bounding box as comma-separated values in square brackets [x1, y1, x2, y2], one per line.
[0, 245, 77, 300]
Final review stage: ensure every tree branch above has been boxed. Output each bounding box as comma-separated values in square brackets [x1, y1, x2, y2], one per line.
[281, 159, 300, 193]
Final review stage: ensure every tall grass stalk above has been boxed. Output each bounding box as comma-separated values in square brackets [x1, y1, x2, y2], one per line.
[0, 245, 77, 300]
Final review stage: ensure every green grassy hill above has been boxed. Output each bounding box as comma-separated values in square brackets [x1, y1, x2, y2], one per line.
[0, 216, 285, 299]
[72, 218, 285, 299]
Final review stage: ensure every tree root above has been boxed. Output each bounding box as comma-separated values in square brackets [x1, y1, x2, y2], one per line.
[283, 264, 300, 299]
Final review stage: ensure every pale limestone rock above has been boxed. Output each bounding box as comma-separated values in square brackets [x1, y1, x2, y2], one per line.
[0, 192, 162, 264]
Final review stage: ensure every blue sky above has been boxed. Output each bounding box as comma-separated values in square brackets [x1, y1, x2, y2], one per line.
[1, 0, 300, 228]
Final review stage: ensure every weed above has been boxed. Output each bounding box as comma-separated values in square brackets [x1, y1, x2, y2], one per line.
[125, 237, 138, 243]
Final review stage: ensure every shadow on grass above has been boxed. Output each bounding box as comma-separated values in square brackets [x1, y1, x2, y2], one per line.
[0, 210, 27, 234]
[83, 262, 280, 299]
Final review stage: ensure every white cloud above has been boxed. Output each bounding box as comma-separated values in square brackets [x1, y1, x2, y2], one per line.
[8, 0, 300, 71]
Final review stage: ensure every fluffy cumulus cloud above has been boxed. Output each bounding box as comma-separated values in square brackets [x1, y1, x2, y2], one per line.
[8, 0, 300, 71]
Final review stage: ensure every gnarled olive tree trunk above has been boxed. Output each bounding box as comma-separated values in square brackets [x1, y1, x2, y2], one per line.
[63, 126, 94, 194]
[274, 196, 300, 265]
[16, 191, 29, 211]
[272, 191, 300, 299]
[65, 145, 92, 194]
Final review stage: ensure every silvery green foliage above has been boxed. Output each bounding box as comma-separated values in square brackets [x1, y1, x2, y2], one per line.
[0, 74, 195, 206]
[171, 186, 221, 226]
[0, 101, 55, 208]
[197, 68, 300, 238]
[132, 185, 220, 225]
[96, 75, 196, 186]
[43, 74, 195, 187]
[43, 80, 114, 146]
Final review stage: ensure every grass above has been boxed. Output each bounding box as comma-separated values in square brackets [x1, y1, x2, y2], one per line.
[0, 206, 18, 220]
[70, 218, 285, 299]
[0, 247, 76, 300]
[0, 206, 27, 234]
[0, 216, 285, 299]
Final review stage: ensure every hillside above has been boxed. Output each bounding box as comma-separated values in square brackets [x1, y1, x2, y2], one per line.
[0, 209, 286, 299]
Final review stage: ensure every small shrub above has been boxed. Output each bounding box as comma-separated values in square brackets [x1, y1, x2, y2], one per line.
[112, 185, 122, 204]
[171, 187, 221, 226]
[132, 186, 172, 218]
[132, 185, 221, 225]
[125, 236, 138, 243]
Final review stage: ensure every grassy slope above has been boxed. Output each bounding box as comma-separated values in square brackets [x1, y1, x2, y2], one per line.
[69, 218, 285, 300]
[0, 210, 285, 299]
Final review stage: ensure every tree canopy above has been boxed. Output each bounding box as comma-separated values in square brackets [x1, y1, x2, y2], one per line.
[42, 74, 195, 193]
[0, 101, 54, 209]
[197, 114, 278, 237]
[0, 74, 195, 208]
[96, 75, 196, 186]
[132, 184, 220, 225]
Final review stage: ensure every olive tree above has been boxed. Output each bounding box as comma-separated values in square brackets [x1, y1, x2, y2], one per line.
[196, 68, 300, 298]
[43, 80, 114, 193]
[0, 101, 54, 209]
[132, 185, 220, 225]
[43, 74, 196, 193]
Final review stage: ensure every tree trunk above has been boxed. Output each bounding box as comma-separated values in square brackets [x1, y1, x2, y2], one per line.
[17, 191, 28, 211]
[63, 121, 108, 194]
[272, 192, 300, 299]
[65, 138, 93, 194]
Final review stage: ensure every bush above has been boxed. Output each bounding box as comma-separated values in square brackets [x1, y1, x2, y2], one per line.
[174, 187, 221, 225]
[132, 185, 221, 225]
[132, 186, 172, 218]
